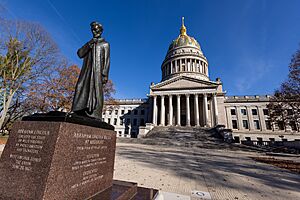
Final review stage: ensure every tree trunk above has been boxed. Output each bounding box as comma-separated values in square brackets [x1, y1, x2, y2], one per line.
[0, 92, 15, 130]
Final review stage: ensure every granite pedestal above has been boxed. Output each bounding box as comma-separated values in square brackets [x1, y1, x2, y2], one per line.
[0, 121, 116, 200]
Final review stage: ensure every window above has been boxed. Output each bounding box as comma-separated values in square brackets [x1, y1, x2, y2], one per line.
[121, 110, 125, 114]
[231, 109, 236, 115]
[208, 104, 210, 110]
[242, 120, 249, 129]
[141, 109, 145, 115]
[140, 118, 145, 126]
[241, 109, 247, 115]
[108, 110, 112, 115]
[114, 110, 118, 115]
[133, 119, 137, 126]
[108, 118, 111, 124]
[232, 120, 238, 129]
[263, 109, 269, 115]
[265, 120, 271, 130]
[252, 109, 258, 115]
[120, 118, 124, 125]
[134, 110, 138, 115]
[126, 118, 130, 125]
[254, 120, 260, 129]
[113, 118, 117, 125]
[128, 110, 131, 114]
[278, 121, 284, 130]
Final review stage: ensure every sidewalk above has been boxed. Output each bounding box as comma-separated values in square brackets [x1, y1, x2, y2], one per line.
[114, 142, 300, 200]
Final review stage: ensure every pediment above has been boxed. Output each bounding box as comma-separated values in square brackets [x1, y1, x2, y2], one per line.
[151, 76, 218, 91]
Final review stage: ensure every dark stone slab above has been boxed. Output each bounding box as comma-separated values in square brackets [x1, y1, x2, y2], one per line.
[22, 111, 114, 130]
[0, 121, 116, 200]
[90, 180, 159, 200]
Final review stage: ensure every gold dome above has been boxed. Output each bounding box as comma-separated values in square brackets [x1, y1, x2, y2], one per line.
[168, 17, 201, 50]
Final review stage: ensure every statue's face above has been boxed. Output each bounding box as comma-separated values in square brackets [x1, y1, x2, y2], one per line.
[91, 25, 102, 38]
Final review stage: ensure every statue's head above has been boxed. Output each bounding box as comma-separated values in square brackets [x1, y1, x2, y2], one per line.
[90, 21, 103, 38]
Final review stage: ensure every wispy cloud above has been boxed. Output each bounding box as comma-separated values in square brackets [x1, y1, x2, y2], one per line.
[235, 58, 271, 93]
[47, 0, 82, 44]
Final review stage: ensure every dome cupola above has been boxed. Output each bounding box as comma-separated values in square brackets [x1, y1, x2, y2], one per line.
[161, 17, 209, 81]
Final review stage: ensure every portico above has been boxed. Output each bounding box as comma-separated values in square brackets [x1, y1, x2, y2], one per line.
[151, 92, 219, 127]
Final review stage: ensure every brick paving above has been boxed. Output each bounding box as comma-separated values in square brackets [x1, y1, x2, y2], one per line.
[114, 142, 300, 200]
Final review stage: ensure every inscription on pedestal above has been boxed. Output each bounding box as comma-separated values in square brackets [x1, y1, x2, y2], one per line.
[0, 121, 116, 200]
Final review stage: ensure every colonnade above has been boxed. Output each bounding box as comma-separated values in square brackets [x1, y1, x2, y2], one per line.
[162, 58, 208, 78]
[152, 93, 219, 127]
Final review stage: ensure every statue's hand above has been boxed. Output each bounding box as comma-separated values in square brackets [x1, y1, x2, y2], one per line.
[88, 39, 95, 47]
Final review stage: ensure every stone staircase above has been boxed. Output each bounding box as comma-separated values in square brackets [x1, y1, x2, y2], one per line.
[118, 126, 238, 150]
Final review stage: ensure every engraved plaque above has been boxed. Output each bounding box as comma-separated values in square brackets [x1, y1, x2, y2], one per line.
[0, 121, 116, 200]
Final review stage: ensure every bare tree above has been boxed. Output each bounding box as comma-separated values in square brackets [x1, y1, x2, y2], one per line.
[268, 45, 300, 132]
[0, 18, 60, 130]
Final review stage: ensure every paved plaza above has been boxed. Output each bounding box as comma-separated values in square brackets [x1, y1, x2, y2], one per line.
[114, 142, 300, 200]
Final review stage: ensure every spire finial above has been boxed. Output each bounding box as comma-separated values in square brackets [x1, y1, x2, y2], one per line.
[180, 17, 187, 36]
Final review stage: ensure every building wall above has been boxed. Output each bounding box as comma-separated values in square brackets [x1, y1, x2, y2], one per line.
[105, 96, 299, 138]
[103, 99, 149, 138]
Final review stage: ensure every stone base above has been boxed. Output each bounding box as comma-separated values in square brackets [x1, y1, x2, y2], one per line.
[22, 111, 114, 130]
[90, 180, 158, 200]
[0, 121, 116, 200]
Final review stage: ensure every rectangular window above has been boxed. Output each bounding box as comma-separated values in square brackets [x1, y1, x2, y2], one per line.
[109, 110, 112, 115]
[134, 110, 138, 115]
[121, 110, 125, 114]
[120, 118, 124, 125]
[278, 121, 284, 130]
[108, 118, 111, 124]
[133, 119, 137, 126]
[241, 109, 247, 115]
[231, 109, 236, 115]
[113, 118, 117, 125]
[140, 118, 145, 126]
[141, 109, 145, 115]
[232, 120, 238, 129]
[242, 120, 249, 129]
[263, 109, 269, 115]
[114, 110, 118, 115]
[252, 109, 258, 115]
[254, 120, 260, 129]
[128, 110, 131, 114]
[265, 120, 272, 130]
[126, 118, 130, 125]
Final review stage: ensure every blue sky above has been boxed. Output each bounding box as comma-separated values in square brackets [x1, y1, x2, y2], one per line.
[1, 0, 299, 99]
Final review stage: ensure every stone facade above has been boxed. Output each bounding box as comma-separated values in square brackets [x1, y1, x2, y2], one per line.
[103, 19, 299, 140]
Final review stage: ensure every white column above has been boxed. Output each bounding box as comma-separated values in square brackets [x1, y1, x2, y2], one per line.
[236, 106, 243, 130]
[168, 95, 173, 126]
[177, 95, 181, 126]
[170, 62, 173, 74]
[203, 94, 209, 127]
[152, 96, 157, 125]
[179, 59, 182, 72]
[246, 106, 254, 130]
[213, 94, 219, 126]
[186, 94, 190, 126]
[258, 107, 266, 131]
[160, 95, 165, 126]
[194, 94, 200, 126]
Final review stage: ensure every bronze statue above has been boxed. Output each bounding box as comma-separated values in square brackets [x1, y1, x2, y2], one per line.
[72, 22, 110, 120]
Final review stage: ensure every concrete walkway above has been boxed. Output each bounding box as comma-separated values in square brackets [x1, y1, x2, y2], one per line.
[114, 143, 300, 200]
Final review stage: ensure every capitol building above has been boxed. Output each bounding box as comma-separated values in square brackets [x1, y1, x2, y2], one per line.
[103, 18, 299, 142]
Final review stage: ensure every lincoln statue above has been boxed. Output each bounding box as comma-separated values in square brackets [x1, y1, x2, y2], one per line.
[72, 21, 110, 120]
